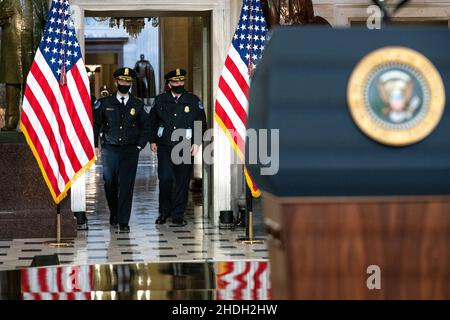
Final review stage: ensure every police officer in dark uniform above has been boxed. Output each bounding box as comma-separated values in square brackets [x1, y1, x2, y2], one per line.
[93, 67, 150, 233]
[150, 68, 207, 226]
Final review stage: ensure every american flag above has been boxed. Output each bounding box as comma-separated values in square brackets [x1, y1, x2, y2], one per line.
[214, 0, 267, 198]
[21, 266, 93, 300]
[215, 261, 271, 300]
[20, 0, 95, 204]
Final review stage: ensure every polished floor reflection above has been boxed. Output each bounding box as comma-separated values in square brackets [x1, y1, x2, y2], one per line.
[0, 261, 271, 300]
[0, 147, 268, 271]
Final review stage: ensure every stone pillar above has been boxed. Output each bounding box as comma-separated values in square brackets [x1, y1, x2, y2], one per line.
[70, 4, 87, 216]
[0, 133, 76, 239]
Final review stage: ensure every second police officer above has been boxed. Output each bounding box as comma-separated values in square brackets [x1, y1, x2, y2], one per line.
[150, 69, 207, 226]
[93, 67, 150, 233]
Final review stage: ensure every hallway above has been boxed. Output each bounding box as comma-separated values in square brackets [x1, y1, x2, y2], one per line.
[0, 147, 268, 271]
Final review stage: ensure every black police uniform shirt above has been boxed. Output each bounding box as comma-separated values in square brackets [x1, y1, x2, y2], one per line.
[93, 92, 150, 149]
[149, 91, 207, 146]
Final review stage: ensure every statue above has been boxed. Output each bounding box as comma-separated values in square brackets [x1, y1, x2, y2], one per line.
[0, 0, 49, 131]
[133, 54, 156, 104]
[261, 0, 331, 29]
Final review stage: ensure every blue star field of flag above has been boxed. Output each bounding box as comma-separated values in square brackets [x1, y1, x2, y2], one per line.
[39, 0, 82, 81]
[232, 0, 268, 69]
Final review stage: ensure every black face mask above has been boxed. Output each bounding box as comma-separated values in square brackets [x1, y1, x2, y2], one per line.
[171, 85, 185, 94]
[117, 84, 131, 94]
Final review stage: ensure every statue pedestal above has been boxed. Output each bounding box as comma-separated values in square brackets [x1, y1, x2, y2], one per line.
[0, 132, 76, 240]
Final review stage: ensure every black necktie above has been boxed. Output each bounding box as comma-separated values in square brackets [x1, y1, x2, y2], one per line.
[120, 97, 125, 107]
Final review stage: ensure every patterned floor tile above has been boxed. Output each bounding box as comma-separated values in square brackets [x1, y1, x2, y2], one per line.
[0, 153, 267, 271]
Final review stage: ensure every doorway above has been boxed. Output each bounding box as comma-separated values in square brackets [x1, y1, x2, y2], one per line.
[84, 11, 212, 218]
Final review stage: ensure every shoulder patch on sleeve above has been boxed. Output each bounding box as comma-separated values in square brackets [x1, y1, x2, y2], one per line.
[94, 100, 101, 110]
[198, 100, 204, 110]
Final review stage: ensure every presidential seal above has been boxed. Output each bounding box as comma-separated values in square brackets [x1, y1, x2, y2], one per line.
[347, 47, 445, 146]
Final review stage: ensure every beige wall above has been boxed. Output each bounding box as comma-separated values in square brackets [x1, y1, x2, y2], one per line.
[160, 16, 206, 98]
[231, 0, 450, 27]
[312, 0, 450, 26]
[161, 17, 190, 88]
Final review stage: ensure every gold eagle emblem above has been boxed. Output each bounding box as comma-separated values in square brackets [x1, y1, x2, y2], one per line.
[347, 46, 445, 146]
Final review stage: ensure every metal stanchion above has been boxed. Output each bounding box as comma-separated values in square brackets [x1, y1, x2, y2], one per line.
[45, 202, 74, 247]
[236, 185, 264, 244]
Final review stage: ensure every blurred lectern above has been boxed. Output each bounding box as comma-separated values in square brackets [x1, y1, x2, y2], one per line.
[247, 28, 450, 299]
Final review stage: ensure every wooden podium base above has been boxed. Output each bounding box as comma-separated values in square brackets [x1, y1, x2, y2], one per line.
[262, 194, 450, 299]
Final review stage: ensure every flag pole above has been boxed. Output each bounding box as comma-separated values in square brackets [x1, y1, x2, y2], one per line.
[237, 177, 264, 245]
[22, 0, 92, 249]
[45, 201, 74, 247]
[235, 0, 263, 244]
[56, 203, 61, 243]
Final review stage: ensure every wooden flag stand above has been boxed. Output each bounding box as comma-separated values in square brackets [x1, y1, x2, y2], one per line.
[236, 184, 264, 245]
[44, 202, 74, 247]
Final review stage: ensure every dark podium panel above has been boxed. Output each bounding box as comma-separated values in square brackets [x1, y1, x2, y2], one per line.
[248, 27, 450, 197]
[248, 28, 450, 299]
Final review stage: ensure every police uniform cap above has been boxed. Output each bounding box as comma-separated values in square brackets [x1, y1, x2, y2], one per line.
[114, 67, 137, 82]
[165, 68, 187, 82]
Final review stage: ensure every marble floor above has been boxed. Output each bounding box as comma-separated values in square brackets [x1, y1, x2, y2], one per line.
[0, 147, 269, 272]
[0, 260, 271, 300]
